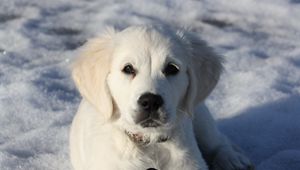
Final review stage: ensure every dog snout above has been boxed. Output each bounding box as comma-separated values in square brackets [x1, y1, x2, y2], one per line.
[136, 93, 164, 127]
[138, 92, 164, 113]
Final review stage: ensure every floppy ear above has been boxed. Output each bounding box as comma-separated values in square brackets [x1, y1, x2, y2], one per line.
[72, 29, 115, 120]
[181, 32, 223, 115]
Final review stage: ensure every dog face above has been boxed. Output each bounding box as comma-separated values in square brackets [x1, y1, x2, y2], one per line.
[107, 27, 189, 135]
[72, 26, 222, 142]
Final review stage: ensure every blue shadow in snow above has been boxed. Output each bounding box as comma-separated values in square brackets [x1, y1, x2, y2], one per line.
[217, 95, 300, 168]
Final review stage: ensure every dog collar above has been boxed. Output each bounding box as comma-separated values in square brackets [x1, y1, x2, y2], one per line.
[125, 131, 169, 145]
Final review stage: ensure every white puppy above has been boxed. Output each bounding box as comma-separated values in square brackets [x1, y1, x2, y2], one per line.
[70, 25, 253, 170]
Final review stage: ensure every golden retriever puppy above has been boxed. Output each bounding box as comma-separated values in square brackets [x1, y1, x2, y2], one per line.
[70, 25, 253, 170]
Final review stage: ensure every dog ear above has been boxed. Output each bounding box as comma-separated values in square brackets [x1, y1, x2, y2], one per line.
[72, 29, 116, 120]
[180, 32, 223, 115]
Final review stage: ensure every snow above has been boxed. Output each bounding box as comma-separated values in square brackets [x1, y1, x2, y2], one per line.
[0, 0, 299, 169]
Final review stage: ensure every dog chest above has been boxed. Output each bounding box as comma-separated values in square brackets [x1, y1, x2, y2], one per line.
[119, 142, 203, 170]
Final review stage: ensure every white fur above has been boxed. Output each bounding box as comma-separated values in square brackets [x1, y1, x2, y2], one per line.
[70, 25, 253, 170]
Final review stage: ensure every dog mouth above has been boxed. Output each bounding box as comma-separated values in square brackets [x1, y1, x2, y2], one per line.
[140, 119, 162, 128]
[135, 110, 168, 128]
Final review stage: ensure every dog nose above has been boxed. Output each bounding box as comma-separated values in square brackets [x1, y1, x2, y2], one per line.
[138, 93, 164, 113]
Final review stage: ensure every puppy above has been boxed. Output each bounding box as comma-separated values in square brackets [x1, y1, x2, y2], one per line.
[70, 25, 253, 170]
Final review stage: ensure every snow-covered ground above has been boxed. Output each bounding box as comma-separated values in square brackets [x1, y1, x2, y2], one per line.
[0, 0, 299, 169]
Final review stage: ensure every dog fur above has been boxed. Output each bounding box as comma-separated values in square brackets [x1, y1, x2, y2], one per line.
[70, 25, 253, 170]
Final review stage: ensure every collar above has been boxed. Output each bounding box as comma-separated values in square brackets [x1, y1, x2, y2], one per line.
[125, 131, 169, 146]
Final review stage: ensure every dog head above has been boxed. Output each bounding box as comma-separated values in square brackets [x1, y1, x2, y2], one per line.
[72, 26, 222, 144]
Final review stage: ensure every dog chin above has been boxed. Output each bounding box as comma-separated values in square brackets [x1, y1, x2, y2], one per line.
[117, 120, 173, 144]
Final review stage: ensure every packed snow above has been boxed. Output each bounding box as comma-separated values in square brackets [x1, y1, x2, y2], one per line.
[0, 0, 299, 169]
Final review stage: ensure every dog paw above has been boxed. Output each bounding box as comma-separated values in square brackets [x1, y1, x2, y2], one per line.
[211, 146, 255, 170]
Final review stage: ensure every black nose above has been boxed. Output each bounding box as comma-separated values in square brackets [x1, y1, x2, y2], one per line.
[138, 93, 164, 113]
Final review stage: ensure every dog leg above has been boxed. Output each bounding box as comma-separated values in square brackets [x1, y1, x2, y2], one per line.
[193, 104, 254, 170]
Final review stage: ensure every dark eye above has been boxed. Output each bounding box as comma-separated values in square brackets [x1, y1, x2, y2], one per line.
[122, 64, 136, 75]
[163, 63, 179, 76]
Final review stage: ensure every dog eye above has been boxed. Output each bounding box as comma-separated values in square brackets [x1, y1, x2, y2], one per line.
[163, 63, 179, 76]
[122, 64, 136, 75]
